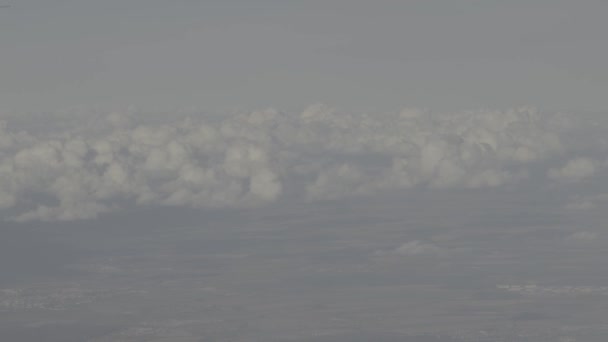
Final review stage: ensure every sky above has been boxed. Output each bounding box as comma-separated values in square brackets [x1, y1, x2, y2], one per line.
[1, 0, 608, 113]
[3, 1, 608, 341]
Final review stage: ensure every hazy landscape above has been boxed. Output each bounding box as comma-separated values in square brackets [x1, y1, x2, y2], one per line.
[2, 1, 608, 341]
[3, 189, 608, 341]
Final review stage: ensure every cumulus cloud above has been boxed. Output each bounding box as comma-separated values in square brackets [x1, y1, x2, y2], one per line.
[548, 157, 597, 183]
[373, 240, 445, 257]
[565, 232, 598, 243]
[391, 240, 442, 256]
[564, 199, 597, 211]
[564, 193, 608, 211]
[0, 105, 601, 221]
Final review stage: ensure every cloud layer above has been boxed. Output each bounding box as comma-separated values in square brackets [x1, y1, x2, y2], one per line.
[0, 106, 605, 221]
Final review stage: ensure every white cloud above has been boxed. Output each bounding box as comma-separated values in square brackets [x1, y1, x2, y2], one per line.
[392, 240, 442, 256]
[565, 232, 598, 243]
[0, 106, 600, 221]
[374, 240, 444, 257]
[548, 158, 597, 183]
[564, 199, 597, 211]
[564, 193, 608, 211]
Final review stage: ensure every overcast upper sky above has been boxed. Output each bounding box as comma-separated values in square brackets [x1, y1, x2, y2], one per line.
[2, 0, 608, 114]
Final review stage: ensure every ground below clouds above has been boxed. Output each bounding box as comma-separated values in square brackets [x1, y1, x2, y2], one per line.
[2, 190, 608, 341]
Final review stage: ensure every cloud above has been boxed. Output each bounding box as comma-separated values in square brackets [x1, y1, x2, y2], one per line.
[564, 199, 597, 211]
[391, 240, 442, 256]
[374, 240, 444, 257]
[565, 231, 598, 243]
[548, 157, 597, 183]
[564, 193, 608, 211]
[0, 105, 601, 221]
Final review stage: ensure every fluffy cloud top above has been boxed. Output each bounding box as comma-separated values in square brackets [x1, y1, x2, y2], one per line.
[0, 106, 602, 221]
[548, 158, 597, 183]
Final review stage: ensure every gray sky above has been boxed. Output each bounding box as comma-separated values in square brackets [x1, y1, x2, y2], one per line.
[2, 0, 608, 113]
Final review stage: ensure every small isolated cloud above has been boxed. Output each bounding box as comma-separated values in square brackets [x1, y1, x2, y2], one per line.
[564, 193, 608, 211]
[394, 240, 441, 256]
[548, 157, 597, 183]
[376, 240, 442, 257]
[564, 199, 597, 211]
[565, 231, 598, 243]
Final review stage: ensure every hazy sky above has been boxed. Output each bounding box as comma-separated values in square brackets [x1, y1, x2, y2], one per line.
[2, 0, 608, 113]
[4, 2, 608, 341]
